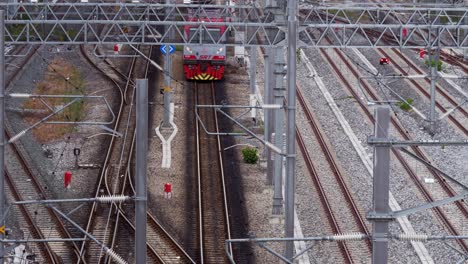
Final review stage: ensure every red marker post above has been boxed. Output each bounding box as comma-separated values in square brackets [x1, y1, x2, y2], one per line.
[64, 171, 72, 189]
[402, 28, 408, 38]
[419, 48, 425, 59]
[164, 183, 172, 199]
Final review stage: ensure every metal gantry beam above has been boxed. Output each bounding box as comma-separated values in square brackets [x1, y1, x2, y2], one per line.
[0, 3, 467, 48]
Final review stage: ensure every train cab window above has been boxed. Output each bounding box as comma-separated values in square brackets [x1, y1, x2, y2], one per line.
[203, 29, 221, 43]
[379, 58, 389, 65]
[188, 28, 200, 42]
[188, 28, 221, 43]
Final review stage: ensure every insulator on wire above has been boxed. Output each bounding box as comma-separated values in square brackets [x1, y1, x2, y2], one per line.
[97, 195, 130, 203]
[106, 248, 127, 264]
[396, 233, 428, 242]
[330, 233, 366, 241]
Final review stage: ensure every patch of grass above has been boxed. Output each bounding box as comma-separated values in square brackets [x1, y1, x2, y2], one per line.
[23, 58, 87, 143]
[425, 59, 443, 71]
[241, 147, 258, 164]
[396, 98, 414, 112]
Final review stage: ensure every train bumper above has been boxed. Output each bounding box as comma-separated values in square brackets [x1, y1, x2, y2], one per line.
[184, 64, 225, 81]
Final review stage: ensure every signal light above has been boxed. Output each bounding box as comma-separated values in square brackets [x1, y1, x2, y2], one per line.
[379, 58, 389, 65]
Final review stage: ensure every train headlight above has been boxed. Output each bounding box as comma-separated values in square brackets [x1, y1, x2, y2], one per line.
[185, 46, 193, 54]
[216, 47, 224, 54]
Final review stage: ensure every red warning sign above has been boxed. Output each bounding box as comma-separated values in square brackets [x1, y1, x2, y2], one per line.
[64, 171, 72, 188]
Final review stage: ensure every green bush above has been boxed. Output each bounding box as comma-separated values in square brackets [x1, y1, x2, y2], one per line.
[396, 98, 414, 111]
[424, 59, 443, 71]
[241, 147, 258, 164]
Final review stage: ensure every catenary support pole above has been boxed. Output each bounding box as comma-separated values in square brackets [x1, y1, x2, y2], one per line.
[250, 47, 257, 123]
[429, 48, 439, 133]
[271, 0, 287, 215]
[135, 79, 148, 264]
[465, 14, 468, 60]
[0, 10, 5, 260]
[264, 48, 274, 185]
[163, 0, 172, 128]
[371, 106, 391, 264]
[272, 46, 284, 215]
[284, 0, 297, 260]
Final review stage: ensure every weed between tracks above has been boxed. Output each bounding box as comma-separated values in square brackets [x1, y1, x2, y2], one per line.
[23, 57, 87, 143]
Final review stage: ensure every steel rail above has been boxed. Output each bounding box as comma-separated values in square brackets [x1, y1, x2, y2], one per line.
[295, 126, 354, 263]
[104, 47, 146, 261]
[117, 204, 196, 264]
[4, 30, 83, 264]
[4, 127, 84, 263]
[101, 45, 192, 264]
[83, 45, 158, 263]
[194, 82, 231, 263]
[382, 48, 468, 120]
[296, 87, 372, 247]
[4, 170, 58, 263]
[250, 6, 368, 262]
[311, 9, 468, 73]
[320, 47, 468, 253]
[252, 13, 369, 258]
[77, 43, 141, 263]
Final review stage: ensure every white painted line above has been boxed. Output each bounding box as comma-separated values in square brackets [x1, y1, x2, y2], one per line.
[439, 72, 468, 98]
[155, 103, 178, 168]
[405, 74, 427, 79]
[352, 48, 378, 75]
[301, 49, 434, 264]
[281, 163, 311, 264]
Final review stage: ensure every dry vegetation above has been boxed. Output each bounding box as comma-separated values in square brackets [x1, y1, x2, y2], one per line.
[23, 57, 87, 143]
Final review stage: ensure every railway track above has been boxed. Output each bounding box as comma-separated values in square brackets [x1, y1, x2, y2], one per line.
[309, 6, 468, 73]
[378, 48, 468, 123]
[303, 10, 468, 248]
[194, 82, 231, 263]
[77, 44, 149, 263]
[2, 122, 87, 263]
[250, 12, 371, 260]
[80, 44, 196, 263]
[319, 46, 468, 254]
[439, 51, 468, 74]
[3, 34, 84, 264]
[116, 123, 195, 263]
[117, 204, 196, 264]
[295, 87, 372, 263]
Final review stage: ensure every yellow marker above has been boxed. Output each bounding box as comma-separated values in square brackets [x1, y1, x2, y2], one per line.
[0, 225, 5, 235]
[163, 86, 171, 92]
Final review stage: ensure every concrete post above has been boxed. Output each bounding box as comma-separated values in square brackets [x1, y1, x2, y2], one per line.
[264, 48, 274, 185]
[269, 0, 287, 217]
[429, 49, 439, 133]
[135, 79, 148, 264]
[284, 0, 297, 260]
[0, 10, 5, 260]
[250, 47, 257, 123]
[272, 47, 284, 215]
[371, 106, 391, 264]
[162, 0, 172, 128]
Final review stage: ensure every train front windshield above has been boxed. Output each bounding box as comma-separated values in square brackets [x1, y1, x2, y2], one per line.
[189, 28, 222, 43]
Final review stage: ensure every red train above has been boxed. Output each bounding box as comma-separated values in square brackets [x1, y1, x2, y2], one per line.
[183, 5, 227, 81]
